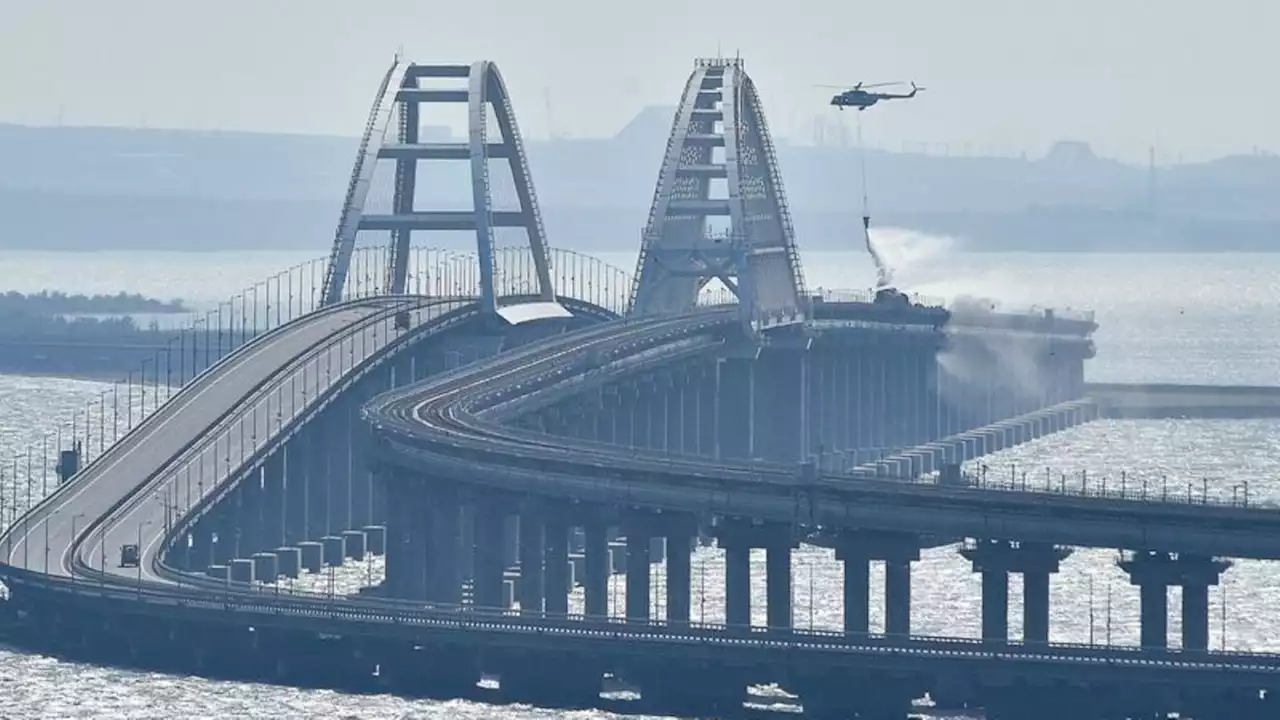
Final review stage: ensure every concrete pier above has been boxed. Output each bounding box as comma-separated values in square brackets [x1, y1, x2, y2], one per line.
[960, 540, 1071, 644]
[1119, 551, 1231, 650]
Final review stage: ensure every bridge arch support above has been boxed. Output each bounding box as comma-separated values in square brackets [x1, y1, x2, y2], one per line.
[321, 58, 557, 316]
[628, 57, 807, 332]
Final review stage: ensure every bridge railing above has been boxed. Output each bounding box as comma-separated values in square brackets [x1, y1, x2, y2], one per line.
[954, 462, 1258, 509]
[0, 245, 633, 539]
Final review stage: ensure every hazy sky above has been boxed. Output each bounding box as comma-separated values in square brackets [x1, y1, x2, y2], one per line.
[1, 0, 1275, 162]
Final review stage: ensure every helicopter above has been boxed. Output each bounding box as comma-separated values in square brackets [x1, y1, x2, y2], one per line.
[823, 81, 924, 111]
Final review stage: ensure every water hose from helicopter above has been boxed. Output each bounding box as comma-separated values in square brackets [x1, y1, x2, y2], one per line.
[856, 111, 894, 289]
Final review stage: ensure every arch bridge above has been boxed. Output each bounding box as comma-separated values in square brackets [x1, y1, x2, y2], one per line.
[2, 57, 1273, 720]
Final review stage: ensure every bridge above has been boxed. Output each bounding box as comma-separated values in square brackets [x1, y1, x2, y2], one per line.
[0, 57, 1274, 720]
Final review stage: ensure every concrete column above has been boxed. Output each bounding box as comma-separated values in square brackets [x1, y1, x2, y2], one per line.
[633, 382, 652, 449]
[885, 559, 911, 637]
[716, 358, 753, 460]
[766, 544, 793, 632]
[544, 516, 570, 616]
[188, 525, 213, 572]
[404, 483, 430, 601]
[1139, 583, 1169, 649]
[518, 512, 544, 615]
[724, 544, 751, 628]
[1182, 583, 1210, 652]
[615, 388, 634, 448]
[472, 504, 506, 610]
[584, 520, 609, 620]
[1120, 551, 1230, 652]
[842, 554, 870, 634]
[666, 531, 692, 627]
[981, 570, 1010, 642]
[239, 476, 263, 557]
[261, 457, 286, 551]
[348, 397, 372, 530]
[1024, 570, 1051, 644]
[625, 532, 651, 623]
[665, 378, 683, 453]
[428, 494, 461, 605]
[283, 441, 307, 544]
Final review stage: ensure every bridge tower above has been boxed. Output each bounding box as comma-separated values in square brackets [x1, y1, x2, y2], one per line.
[320, 57, 557, 315]
[628, 57, 807, 332]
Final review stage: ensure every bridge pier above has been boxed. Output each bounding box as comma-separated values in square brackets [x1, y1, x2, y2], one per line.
[714, 518, 797, 632]
[471, 502, 507, 610]
[261, 452, 286, 551]
[543, 512, 570, 616]
[959, 539, 1071, 644]
[754, 349, 805, 463]
[716, 356, 754, 460]
[623, 522, 651, 623]
[426, 487, 462, 605]
[583, 518, 609, 619]
[518, 504, 545, 615]
[831, 530, 920, 637]
[1119, 550, 1231, 651]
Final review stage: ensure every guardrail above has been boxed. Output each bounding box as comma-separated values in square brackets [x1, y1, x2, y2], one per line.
[0, 247, 634, 544]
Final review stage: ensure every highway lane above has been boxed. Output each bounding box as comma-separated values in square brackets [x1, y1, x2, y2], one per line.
[370, 311, 1280, 560]
[84, 297, 478, 588]
[0, 296, 476, 590]
[2, 299, 405, 577]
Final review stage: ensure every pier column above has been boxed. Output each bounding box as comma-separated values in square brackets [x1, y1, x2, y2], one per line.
[427, 489, 462, 605]
[518, 509, 544, 615]
[960, 540, 1071, 644]
[724, 543, 751, 628]
[832, 531, 920, 637]
[714, 519, 796, 633]
[840, 554, 871, 634]
[716, 357, 754, 460]
[543, 513, 570, 616]
[885, 560, 912, 636]
[754, 350, 805, 463]
[666, 528, 692, 627]
[1023, 570, 1051, 645]
[625, 530, 651, 623]
[584, 519, 610, 620]
[472, 503, 506, 610]
[1119, 551, 1231, 651]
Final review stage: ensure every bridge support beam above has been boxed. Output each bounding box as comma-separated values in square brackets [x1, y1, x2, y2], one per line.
[960, 540, 1071, 644]
[1119, 551, 1231, 651]
[831, 531, 921, 637]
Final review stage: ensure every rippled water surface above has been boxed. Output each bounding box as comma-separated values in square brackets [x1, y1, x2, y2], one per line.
[0, 248, 1277, 718]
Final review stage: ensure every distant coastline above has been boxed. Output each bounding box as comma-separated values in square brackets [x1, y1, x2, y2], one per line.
[0, 290, 186, 316]
[1, 120, 1278, 254]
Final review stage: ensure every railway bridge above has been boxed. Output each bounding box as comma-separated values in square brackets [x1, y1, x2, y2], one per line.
[0, 57, 1275, 720]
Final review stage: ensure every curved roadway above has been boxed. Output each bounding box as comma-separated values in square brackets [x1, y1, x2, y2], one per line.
[5, 296, 1280, 687]
[1, 296, 468, 588]
[370, 310, 1280, 561]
